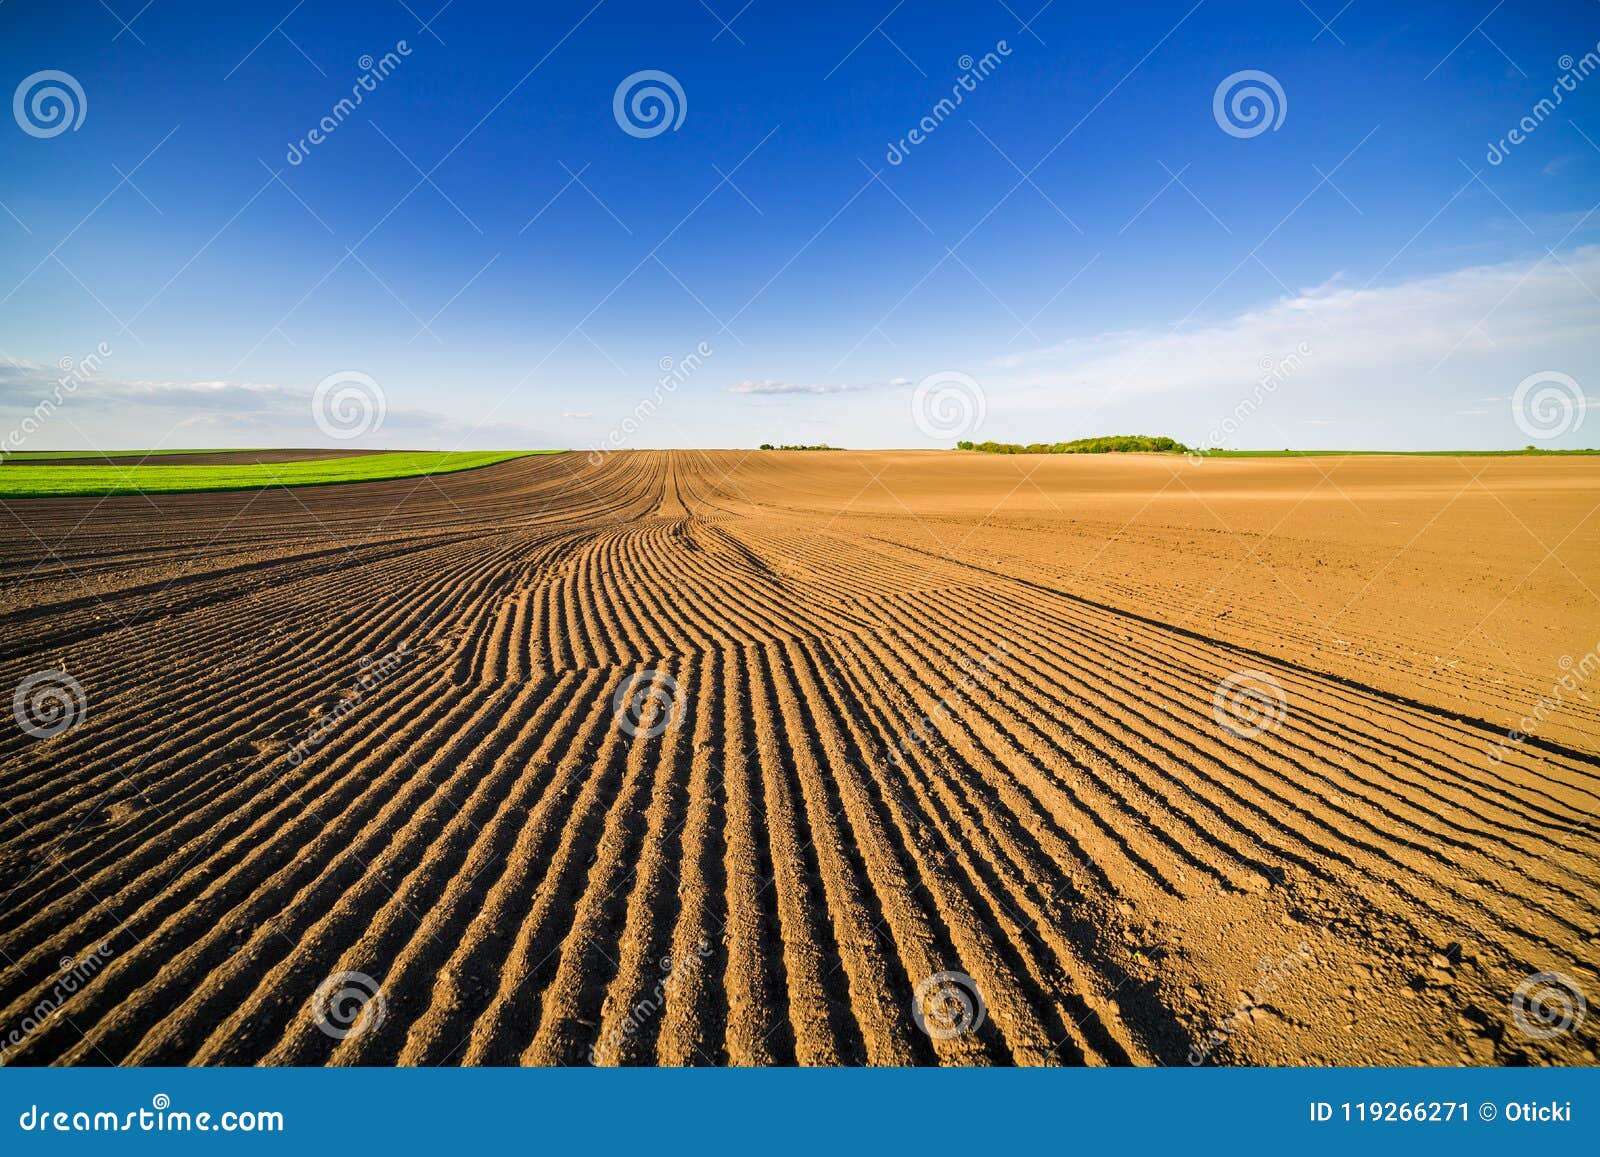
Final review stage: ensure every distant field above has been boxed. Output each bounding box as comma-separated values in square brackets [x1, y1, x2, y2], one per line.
[0, 450, 551, 498]
[1, 448, 386, 467]
[1, 448, 244, 460]
[1198, 448, 1600, 457]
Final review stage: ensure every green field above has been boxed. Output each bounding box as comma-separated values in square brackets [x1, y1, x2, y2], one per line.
[0, 450, 552, 498]
[1195, 447, 1600, 458]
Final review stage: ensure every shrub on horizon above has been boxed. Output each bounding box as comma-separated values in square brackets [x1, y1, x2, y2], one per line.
[957, 435, 1192, 455]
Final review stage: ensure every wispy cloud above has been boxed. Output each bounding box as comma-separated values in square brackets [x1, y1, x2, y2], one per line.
[0, 368, 550, 450]
[728, 377, 912, 396]
[996, 247, 1600, 396]
[562, 411, 593, 420]
[972, 247, 1600, 449]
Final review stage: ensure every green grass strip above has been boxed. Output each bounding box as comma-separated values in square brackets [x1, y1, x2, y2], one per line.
[1195, 448, 1600, 458]
[0, 450, 555, 498]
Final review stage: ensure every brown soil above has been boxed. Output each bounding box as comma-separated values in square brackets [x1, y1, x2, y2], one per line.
[0, 450, 1595, 1066]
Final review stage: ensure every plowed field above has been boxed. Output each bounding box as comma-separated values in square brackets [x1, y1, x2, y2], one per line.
[1, 450, 1596, 1066]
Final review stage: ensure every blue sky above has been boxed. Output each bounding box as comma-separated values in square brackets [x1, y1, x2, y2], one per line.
[1, 0, 1597, 451]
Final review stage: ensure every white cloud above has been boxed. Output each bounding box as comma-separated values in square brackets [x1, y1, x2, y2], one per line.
[985, 247, 1600, 448]
[728, 377, 911, 396]
[0, 369, 549, 450]
[562, 411, 594, 420]
[998, 247, 1600, 392]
